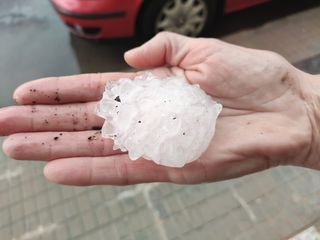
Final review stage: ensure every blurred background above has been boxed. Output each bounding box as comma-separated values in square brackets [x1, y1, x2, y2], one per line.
[0, 0, 320, 239]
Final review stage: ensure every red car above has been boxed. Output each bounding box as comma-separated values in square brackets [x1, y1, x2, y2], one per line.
[50, 0, 270, 39]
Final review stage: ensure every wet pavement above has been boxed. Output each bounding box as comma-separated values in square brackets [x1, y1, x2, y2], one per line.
[1, 0, 320, 239]
[0, 0, 137, 108]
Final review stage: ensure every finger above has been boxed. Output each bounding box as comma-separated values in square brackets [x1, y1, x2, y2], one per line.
[43, 155, 207, 186]
[3, 131, 121, 161]
[124, 32, 190, 69]
[13, 72, 136, 105]
[0, 102, 103, 136]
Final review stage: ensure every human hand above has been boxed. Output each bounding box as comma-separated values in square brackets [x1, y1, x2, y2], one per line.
[0, 32, 319, 186]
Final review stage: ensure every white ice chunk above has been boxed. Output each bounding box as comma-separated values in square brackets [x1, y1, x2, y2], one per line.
[96, 73, 222, 168]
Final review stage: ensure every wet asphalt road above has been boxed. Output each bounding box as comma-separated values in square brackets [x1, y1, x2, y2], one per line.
[0, 0, 138, 107]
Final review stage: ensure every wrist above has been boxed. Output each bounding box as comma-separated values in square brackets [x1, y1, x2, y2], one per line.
[297, 69, 320, 169]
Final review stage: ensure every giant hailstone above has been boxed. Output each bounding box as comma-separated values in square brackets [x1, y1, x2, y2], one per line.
[96, 73, 222, 168]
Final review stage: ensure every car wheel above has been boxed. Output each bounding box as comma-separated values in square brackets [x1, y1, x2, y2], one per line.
[138, 0, 217, 39]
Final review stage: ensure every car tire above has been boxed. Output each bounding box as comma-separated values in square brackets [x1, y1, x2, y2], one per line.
[137, 0, 218, 40]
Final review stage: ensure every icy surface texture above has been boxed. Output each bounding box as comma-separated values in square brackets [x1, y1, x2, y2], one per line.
[96, 73, 222, 168]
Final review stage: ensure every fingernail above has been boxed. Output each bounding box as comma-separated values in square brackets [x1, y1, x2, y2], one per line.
[44, 162, 65, 184]
[13, 89, 20, 104]
[125, 47, 139, 56]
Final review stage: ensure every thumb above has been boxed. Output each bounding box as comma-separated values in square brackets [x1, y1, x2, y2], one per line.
[124, 32, 189, 69]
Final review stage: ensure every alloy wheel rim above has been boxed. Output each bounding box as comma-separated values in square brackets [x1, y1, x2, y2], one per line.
[155, 0, 208, 36]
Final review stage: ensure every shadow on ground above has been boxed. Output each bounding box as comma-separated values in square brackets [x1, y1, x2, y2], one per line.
[213, 0, 320, 37]
[70, 36, 139, 73]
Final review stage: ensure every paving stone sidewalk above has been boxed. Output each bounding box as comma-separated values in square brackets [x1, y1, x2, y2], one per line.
[2, 138, 320, 240]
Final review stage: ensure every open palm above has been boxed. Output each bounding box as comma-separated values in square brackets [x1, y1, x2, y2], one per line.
[0, 32, 314, 185]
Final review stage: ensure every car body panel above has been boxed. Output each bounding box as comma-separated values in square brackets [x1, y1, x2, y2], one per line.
[51, 0, 142, 38]
[52, 0, 142, 14]
[51, 0, 272, 39]
[225, 0, 271, 13]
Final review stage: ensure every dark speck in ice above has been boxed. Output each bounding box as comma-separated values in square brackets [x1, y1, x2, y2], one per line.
[114, 96, 121, 102]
